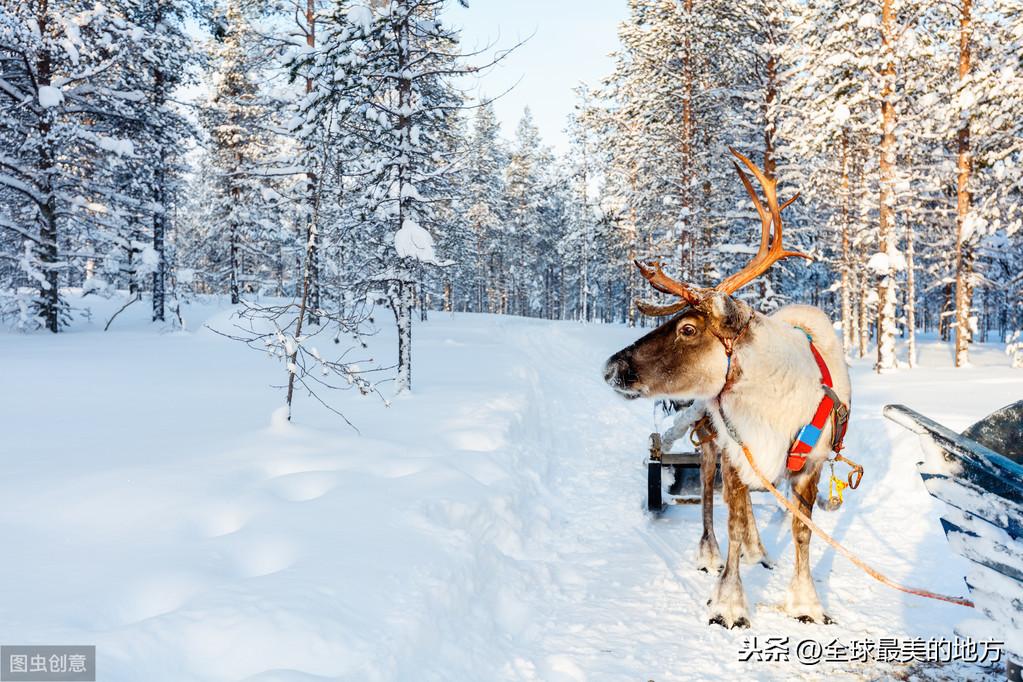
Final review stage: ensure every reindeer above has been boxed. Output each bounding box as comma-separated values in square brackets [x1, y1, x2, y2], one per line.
[603, 149, 851, 629]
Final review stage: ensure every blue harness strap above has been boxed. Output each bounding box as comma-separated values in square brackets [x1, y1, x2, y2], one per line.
[787, 327, 848, 471]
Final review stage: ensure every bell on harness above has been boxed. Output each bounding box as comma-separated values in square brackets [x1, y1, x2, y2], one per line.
[818, 461, 847, 511]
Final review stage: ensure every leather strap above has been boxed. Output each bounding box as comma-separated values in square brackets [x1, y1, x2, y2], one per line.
[787, 333, 849, 472]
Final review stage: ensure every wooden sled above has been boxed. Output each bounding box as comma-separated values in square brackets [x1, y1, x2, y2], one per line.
[647, 432, 703, 512]
[647, 400, 722, 513]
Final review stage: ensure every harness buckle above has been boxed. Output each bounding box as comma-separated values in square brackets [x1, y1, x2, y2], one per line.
[821, 384, 850, 452]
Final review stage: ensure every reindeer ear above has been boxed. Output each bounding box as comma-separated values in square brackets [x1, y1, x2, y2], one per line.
[707, 292, 751, 336]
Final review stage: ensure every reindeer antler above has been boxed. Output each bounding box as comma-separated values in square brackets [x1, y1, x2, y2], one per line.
[635, 260, 702, 303]
[715, 148, 812, 295]
[633, 260, 701, 316]
[632, 148, 811, 316]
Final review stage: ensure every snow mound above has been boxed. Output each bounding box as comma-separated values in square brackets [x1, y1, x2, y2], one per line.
[867, 249, 907, 274]
[347, 5, 374, 33]
[394, 218, 446, 265]
[833, 103, 851, 126]
[38, 85, 64, 108]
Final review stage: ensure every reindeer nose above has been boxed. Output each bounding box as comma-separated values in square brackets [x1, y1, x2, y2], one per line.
[603, 359, 622, 386]
[603, 354, 635, 388]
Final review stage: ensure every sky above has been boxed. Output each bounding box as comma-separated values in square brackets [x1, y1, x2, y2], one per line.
[449, 0, 627, 152]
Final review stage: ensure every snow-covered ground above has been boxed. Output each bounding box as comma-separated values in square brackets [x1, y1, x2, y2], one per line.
[0, 297, 1018, 681]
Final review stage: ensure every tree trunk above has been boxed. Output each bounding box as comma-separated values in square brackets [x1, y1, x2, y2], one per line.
[393, 8, 414, 392]
[152, 169, 166, 321]
[905, 219, 916, 367]
[229, 221, 239, 305]
[941, 282, 953, 341]
[840, 133, 852, 354]
[151, 7, 167, 322]
[304, 0, 320, 325]
[678, 0, 695, 276]
[37, 203, 60, 332]
[875, 0, 898, 372]
[419, 280, 427, 322]
[285, 228, 317, 420]
[34, 1, 60, 332]
[763, 52, 777, 180]
[391, 278, 413, 393]
[980, 288, 988, 342]
[953, 0, 973, 367]
[581, 228, 589, 322]
[858, 267, 869, 359]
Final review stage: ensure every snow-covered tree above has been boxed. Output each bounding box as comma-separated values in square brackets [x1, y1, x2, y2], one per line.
[121, 0, 199, 322]
[305, 0, 482, 393]
[0, 1, 175, 331]
[449, 101, 506, 313]
[199, 0, 281, 304]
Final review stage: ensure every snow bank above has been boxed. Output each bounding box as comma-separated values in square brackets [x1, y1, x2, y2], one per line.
[0, 301, 1017, 681]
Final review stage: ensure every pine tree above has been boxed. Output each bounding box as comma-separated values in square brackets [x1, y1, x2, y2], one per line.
[459, 102, 507, 313]
[119, 0, 197, 323]
[306, 0, 487, 393]
[503, 109, 549, 317]
[200, 0, 278, 304]
[0, 1, 169, 331]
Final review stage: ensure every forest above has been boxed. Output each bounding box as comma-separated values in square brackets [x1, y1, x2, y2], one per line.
[1, 0, 1021, 397]
[2, 2, 1022, 679]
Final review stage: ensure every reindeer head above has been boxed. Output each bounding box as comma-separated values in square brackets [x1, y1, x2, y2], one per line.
[603, 148, 811, 401]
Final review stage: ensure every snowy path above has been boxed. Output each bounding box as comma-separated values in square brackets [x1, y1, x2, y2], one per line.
[0, 301, 1017, 681]
[468, 320, 1000, 681]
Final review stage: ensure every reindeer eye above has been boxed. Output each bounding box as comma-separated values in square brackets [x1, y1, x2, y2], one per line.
[679, 324, 698, 338]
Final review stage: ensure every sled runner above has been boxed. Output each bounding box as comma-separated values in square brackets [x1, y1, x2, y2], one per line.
[885, 401, 1023, 682]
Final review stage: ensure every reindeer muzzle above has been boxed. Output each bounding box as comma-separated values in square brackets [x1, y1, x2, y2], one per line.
[603, 353, 641, 399]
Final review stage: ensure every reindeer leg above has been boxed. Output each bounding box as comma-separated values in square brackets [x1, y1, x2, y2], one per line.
[696, 441, 723, 573]
[786, 460, 832, 624]
[708, 455, 751, 628]
[740, 488, 773, 569]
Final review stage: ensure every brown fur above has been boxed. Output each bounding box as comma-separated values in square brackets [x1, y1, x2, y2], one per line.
[605, 293, 846, 628]
[603, 293, 749, 401]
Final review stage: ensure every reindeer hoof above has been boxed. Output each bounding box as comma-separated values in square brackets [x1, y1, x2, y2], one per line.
[708, 613, 752, 629]
[709, 580, 750, 629]
[696, 542, 723, 574]
[741, 547, 773, 569]
[796, 614, 835, 625]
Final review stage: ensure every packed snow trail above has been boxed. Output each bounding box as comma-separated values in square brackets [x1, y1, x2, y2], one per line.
[0, 299, 1014, 681]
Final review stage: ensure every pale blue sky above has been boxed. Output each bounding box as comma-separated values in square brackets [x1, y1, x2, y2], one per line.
[450, 0, 627, 151]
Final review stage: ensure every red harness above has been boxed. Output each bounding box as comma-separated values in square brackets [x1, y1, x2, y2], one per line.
[786, 332, 849, 471]
[716, 318, 850, 473]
